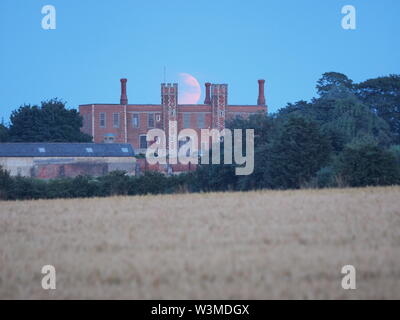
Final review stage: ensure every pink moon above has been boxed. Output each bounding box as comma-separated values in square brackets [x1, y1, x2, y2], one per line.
[178, 73, 201, 104]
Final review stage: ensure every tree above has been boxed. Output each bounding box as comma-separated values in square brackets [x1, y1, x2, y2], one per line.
[228, 114, 276, 190]
[320, 97, 391, 150]
[8, 99, 92, 142]
[277, 89, 392, 151]
[337, 143, 400, 187]
[357, 75, 400, 144]
[0, 122, 8, 142]
[316, 72, 354, 97]
[389, 145, 400, 167]
[193, 113, 274, 192]
[268, 117, 331, 189]
[129, 171, 170, 195]
[0, 166, 13, 200]
[98, 171, 130, 196]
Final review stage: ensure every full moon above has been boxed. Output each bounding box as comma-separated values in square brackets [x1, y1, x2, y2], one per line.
[178, 73, 201, 104]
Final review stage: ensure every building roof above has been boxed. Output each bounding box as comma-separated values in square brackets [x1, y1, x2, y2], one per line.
[0, 143, 135, 157]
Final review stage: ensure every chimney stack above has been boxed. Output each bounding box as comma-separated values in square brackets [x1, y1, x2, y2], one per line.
[204, 82, 211, 104]
[257, 79, 266, 106]
[120, 78, 128, 105]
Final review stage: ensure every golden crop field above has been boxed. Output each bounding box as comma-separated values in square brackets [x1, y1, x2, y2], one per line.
[0, 186, 399, 299]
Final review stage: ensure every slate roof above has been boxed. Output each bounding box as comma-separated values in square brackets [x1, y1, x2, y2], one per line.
[0, 143, 135, 157]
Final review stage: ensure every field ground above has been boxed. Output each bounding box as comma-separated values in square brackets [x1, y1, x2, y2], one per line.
[0, 187, 399, 299]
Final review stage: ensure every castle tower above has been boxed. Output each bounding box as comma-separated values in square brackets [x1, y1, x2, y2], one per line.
[161, 83, 178, 153]
[211, 84, 228, 130]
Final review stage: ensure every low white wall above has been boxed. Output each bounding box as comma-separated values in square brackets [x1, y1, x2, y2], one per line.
[0, 157, 136, 177]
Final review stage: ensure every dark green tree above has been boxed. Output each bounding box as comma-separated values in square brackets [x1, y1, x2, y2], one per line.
[228, 113, 276, 190]
[0, 122, 8, 142]
[8, 99, 92, 142]
[357, 75, 400, 144]
[268, 117, 331, 189]
[337, 143, 400, 187]
[0, 166, 13, 200]
[98, 170, 131, 196]
[278, 79, 392, 151]
[320, 97, 391, 150]
[192, 113, 273, 192]
[316, 72, 354, 97]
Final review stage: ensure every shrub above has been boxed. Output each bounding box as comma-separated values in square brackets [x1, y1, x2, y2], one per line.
[338, 143, 400, 187]
[0, 166, 13, 200]
[129, 171, 170, 195]
[11, 176, 47, 200]
[98, 171, 131, 196]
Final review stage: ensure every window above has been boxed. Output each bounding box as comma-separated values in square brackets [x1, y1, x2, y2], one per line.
[104, 134, 115, 143]
[197, 113, 205, 128]
[86, 147, 93, 153]
[132, 113, 139, 128]
[38, 147, 45, 153]
[121, 147, 129, 153]
[139, 135, 147, 149]
[87, 114, 91, 127]
[113, 113, 120, 128]
[148, 113, 155, 128]
[183, 113, 191, 128]
[84, 114, 90, 128]
[99, 113, 106, 128]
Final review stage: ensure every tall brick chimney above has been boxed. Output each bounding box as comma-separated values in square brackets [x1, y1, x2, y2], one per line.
[257, 79, 265, 106]
[120, 78, 128, 105]
[204, 82, 211, 104]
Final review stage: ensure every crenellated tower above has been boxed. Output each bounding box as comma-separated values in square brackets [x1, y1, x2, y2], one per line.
[161, 83, 178, 152]
[211, 84, 228, 130]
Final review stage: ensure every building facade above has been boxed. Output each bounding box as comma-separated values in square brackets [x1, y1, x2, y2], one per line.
[0, 143, 136, 179]
[79, 79, 267, 173]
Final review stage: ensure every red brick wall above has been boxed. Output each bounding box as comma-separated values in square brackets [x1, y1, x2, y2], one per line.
[80, 104, 265, 145]
[79, 83, 267, 174]
[34, 163, 107, 179]
[126, 105, 162, 149]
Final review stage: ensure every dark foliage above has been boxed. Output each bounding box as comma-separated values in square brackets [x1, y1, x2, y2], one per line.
[337, 143, 400, 187]
[8, 99, 92, 142]
[1, 72, 400, 200]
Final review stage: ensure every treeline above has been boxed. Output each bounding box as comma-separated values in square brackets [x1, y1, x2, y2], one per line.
[1, 72, 400, 200]
[197, 122, 400, 191]
[0, 169, 195, 200]
[0, 168, 236, 200]
[201, 72, 400, 190]
[1, 139, 399, 201]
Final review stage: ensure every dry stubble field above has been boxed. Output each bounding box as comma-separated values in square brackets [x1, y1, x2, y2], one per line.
[0, 186, 399, 299]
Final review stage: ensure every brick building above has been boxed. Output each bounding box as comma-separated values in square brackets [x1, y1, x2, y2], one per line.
[79, 79, 267, 173]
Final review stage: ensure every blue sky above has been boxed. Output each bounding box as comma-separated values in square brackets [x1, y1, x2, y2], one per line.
[0, 0, 399, 122]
